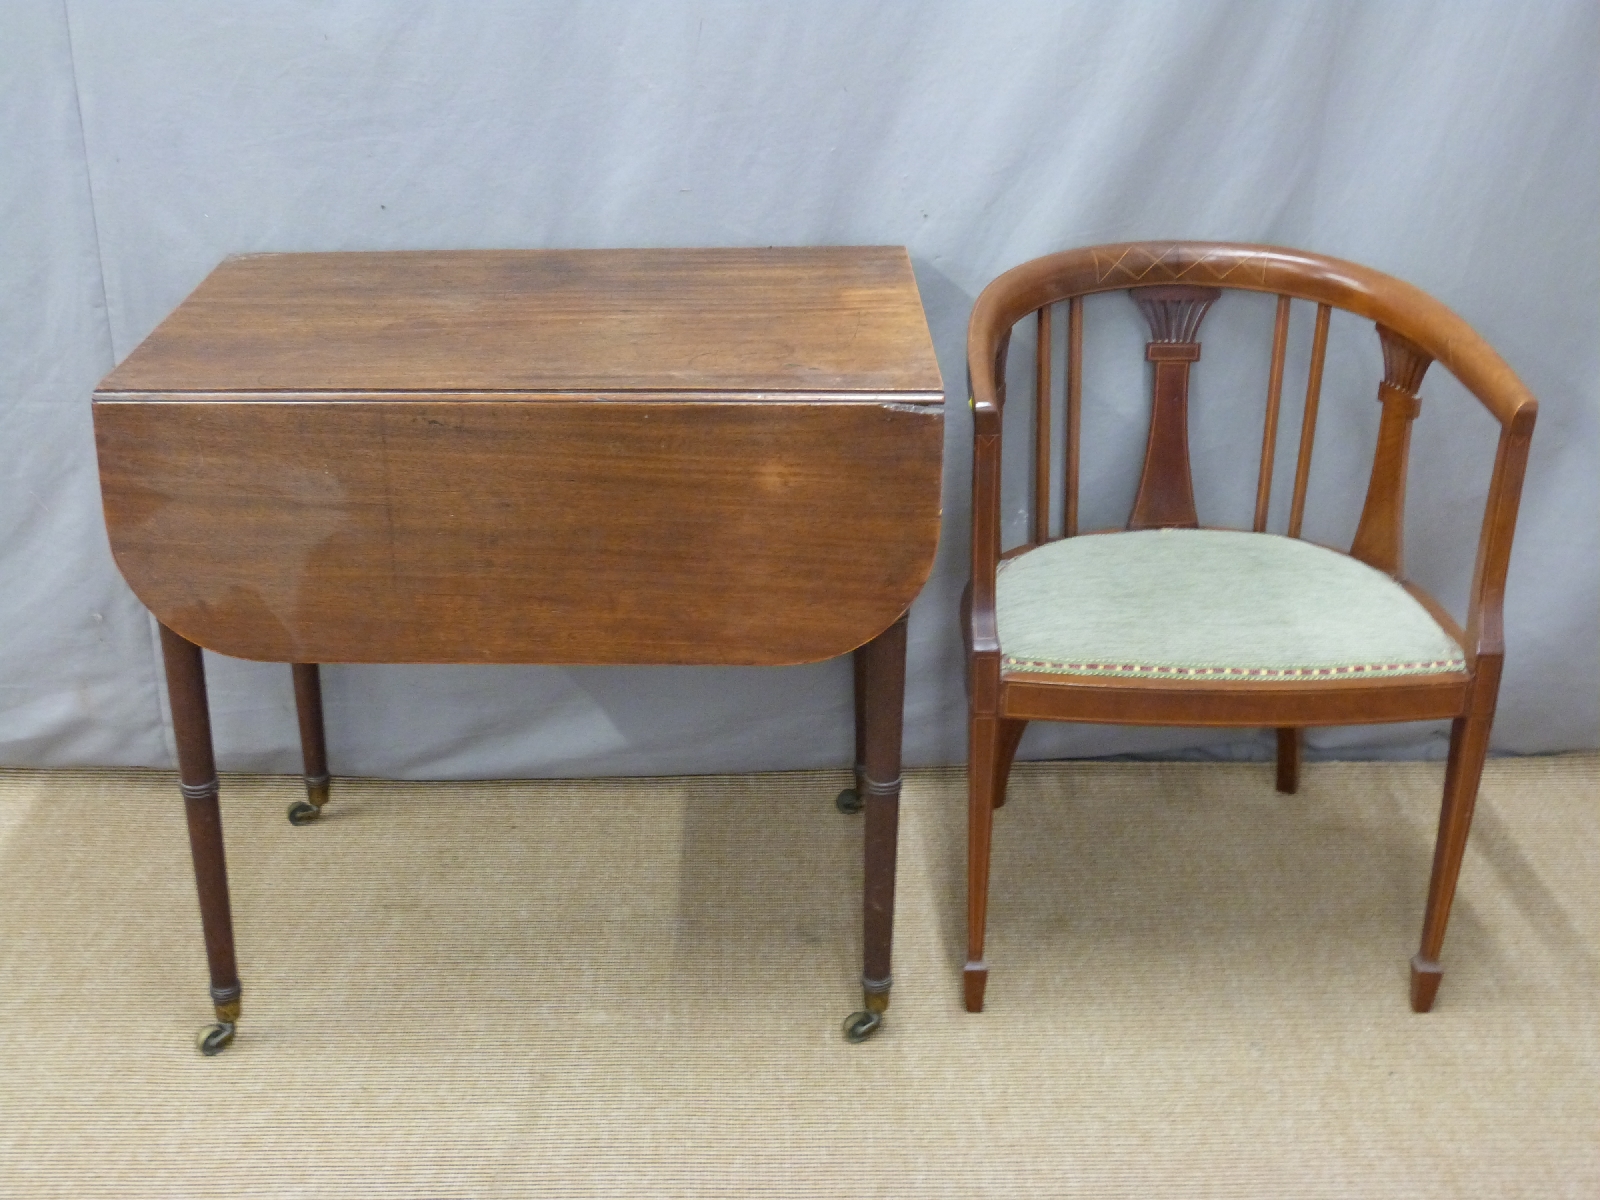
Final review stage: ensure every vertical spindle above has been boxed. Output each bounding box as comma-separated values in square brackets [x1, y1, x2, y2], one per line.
[1255, 296, 1292, 531]
[1064, 297, 1083, 537]
[1033, 306, 1052, 544]
[1288, 303, 1332, 539]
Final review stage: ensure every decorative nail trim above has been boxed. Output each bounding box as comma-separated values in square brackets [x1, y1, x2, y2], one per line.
[1002, 656, 1466, 680]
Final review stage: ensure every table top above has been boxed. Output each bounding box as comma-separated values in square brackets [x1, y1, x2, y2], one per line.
[99, 247, 944, 402]
[95, 247, 945, 666]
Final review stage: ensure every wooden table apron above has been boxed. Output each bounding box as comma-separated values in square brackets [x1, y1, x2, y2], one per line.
[92, 247, 945, 1047]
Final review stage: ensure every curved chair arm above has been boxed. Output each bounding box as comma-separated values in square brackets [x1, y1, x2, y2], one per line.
[967, 242, 1537, 430]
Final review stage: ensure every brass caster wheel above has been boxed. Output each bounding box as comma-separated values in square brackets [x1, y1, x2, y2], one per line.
[835, 787, 863, 815]
[287, 800, 322, 826]
[196, 1022, 236, 1056]
[842, 1009, 882, 1042]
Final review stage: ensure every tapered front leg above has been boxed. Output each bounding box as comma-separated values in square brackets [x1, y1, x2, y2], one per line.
[158, 623, 242, 1055]
[842, 612, 908, 1042]
[965, 711, 998, 1012]
[991, 718, 1026, 809]
[1411, 709, 1494, 1012]
[288, 663, 331, 825]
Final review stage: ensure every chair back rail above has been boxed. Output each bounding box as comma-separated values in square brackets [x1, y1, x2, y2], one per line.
[968, 241, 1536, 667]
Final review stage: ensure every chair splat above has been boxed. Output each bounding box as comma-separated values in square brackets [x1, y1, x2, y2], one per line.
[1350, 324, 1432, 575]
[1129, 285, 1220, 530]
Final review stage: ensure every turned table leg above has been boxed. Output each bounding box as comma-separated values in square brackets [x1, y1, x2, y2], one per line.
[842, 611, 908, 1042]
[288, 663, 332, 826]
[834, 647, 870, 813]
[158, 622, 242, 1056]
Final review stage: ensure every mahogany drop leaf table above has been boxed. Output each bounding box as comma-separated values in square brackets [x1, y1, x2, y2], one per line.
[93, 247, 945, 1053]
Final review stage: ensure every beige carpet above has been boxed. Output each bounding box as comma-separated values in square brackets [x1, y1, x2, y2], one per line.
[0, 756, 1595, 1197]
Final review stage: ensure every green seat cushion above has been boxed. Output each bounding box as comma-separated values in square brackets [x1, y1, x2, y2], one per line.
[995, 529, 1466, 681]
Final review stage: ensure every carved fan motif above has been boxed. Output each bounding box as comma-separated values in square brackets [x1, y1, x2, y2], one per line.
[1133, 285, 1220, 344]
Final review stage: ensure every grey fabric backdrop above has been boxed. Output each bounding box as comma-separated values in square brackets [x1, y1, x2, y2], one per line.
[4, 1, 1596, 778]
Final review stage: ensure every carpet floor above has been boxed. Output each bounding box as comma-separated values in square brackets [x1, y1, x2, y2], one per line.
[0, 756, 1595, 1197]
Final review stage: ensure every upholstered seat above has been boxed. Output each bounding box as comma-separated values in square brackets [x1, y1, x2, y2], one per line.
[996, 529, 1465, 681]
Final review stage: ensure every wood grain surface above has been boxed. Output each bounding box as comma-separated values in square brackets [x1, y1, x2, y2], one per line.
[97, 399, 943, 664]
[98, 248, 944, 399]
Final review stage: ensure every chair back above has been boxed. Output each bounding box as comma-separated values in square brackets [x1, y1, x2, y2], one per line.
[965, 242, 1537, 663]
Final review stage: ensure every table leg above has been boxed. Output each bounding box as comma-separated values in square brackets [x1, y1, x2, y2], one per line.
[288, 663, 332, 825]
[842, 611, 907, 1042]
[157, 622, 242, 1056]
[834, 648, 870, 813]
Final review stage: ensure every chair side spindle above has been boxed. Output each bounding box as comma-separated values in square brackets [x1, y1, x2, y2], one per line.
[1065, 297, 1083, 537]
[1033, 306, 1052, 545]
[1254, 296, 1293, 531]
[1287, 303, 1332, 538]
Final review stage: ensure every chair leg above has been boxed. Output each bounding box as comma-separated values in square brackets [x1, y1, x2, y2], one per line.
[965, 712, 1002, 1012]
[1411, 711, 1493, 1012]
[1275, 727, 1301, 794]
[992, 719, 1027, 809]
[288, 663, 331, 826]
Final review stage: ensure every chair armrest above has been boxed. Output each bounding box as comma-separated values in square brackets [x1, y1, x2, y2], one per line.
[1464, 411, 1537, 666]
[970, 423, 1002, 655]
